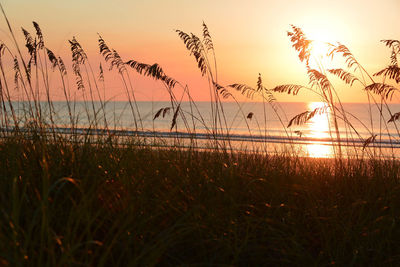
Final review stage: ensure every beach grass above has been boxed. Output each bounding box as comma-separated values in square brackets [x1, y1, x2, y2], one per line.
[1, 136, 400, 265]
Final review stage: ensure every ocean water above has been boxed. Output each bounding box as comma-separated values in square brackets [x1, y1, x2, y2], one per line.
[7, 101, 400, 158]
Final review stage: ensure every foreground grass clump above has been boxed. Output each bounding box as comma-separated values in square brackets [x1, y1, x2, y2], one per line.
[1, 137, 400, 266]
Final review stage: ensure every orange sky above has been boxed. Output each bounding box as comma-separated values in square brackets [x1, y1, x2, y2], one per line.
[1, 0, 399, 103]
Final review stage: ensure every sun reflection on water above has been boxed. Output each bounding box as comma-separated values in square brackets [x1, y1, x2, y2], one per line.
[305, 102, 334, 158]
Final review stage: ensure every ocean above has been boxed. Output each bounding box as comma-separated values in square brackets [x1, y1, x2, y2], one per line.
[7, 101, 400, 158]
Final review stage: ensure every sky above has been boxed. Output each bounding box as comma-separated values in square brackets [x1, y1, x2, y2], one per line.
[1, 0, 399, 103]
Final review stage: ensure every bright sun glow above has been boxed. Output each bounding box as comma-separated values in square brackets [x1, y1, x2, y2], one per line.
[306, 30, 336, 69]
[306, 102, 333, 158]
[310, 40, 328, 59]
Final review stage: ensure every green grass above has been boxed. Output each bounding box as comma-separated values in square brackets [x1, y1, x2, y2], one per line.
[1, 136, 400, 266]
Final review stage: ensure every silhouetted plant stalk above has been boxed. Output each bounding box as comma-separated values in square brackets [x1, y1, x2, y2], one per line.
[176, 24, 233, 150]
[45, 49, 75, 133]
[70, 37, 101, 131]
[97, 35, 144, 131]
[33, 22, 56, 129]
[0, 51, 18, 131]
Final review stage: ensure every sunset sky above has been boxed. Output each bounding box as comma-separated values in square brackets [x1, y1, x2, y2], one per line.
[1, 0, 399, 102]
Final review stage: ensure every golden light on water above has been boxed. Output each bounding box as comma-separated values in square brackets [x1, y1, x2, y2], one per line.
[305, 102, 333, 158]
[307, 143, 332, 158]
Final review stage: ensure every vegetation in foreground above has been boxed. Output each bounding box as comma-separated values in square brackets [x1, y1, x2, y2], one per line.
[1, 136, 400, 266]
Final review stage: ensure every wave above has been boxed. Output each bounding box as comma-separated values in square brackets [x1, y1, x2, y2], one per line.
[4, 126, 400, 149]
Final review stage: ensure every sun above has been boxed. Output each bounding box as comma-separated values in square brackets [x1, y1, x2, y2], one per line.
[310, 40, 328, 59]
[305, 29, 335, 64]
